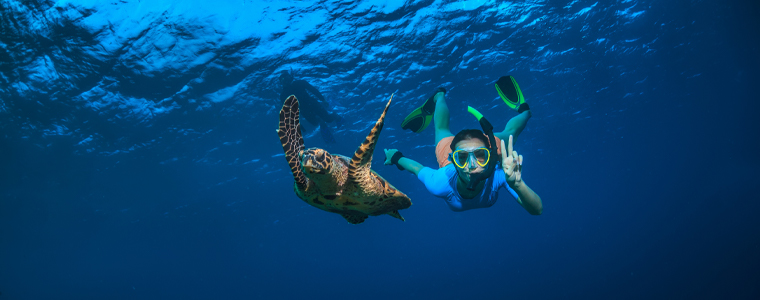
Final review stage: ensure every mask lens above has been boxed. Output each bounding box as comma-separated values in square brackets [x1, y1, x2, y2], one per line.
[454, 150, 469, 168]
[474, 148, 489, 166]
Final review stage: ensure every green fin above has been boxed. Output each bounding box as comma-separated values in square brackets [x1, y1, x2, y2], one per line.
[495, 76, 525, 111]
[401, 94, 436, 133]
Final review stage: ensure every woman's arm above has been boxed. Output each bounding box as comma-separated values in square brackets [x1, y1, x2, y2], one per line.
[304, 82, 328, 104]
[501, 136, 543, 215]
[383, 149, 424, 176]
[511, 180, 542, 215]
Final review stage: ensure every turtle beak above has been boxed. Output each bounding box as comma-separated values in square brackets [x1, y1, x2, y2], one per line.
[302, 157, 325, 174]
[303, 159, 315, 174]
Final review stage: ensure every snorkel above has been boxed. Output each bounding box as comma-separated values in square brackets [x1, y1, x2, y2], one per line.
[464, 106, 498, 191]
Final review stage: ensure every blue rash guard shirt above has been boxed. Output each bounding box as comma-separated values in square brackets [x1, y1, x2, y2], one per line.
[417, 164, 519, 212]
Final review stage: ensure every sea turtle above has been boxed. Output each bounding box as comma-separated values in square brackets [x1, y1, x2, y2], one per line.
[277, 94, 412, 224]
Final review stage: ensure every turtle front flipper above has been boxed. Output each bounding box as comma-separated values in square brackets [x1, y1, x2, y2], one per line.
[348, 94, 393, 182]
[278, 95, 308, 190]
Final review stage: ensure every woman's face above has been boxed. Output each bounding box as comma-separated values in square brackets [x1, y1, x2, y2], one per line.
[453, 137, 488, 184]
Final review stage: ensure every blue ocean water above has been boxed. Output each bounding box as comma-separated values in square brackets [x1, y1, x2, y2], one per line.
[1, 0, 759, 299]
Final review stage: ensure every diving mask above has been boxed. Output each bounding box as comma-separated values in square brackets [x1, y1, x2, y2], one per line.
[451, 147, 490, 169]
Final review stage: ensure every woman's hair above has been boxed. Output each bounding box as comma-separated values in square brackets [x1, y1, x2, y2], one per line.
[450, 129, 490, 151]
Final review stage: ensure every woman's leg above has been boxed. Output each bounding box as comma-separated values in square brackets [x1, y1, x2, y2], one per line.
[494, 110, 532, 144]
[433, 91, 454, 145]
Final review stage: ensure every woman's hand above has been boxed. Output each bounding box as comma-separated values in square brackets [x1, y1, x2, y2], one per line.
[384, 149, 399, 165]
[501, 135, 523, 188]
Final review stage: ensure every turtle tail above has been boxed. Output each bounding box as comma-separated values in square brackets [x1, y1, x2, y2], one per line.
[387, 210, 405, 222]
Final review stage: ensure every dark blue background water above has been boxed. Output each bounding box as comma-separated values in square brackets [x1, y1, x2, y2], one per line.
[2, 0, 759, 299]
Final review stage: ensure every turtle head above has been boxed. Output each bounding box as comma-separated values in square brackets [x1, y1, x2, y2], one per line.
[300, 147, 333, 177]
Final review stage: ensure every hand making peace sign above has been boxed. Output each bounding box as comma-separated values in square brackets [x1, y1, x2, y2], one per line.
[501, 135, 523, 188]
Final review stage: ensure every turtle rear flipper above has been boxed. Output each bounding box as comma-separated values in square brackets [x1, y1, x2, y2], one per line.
[348, 94, 393, 183]
[278, 95, 308, 190]
[342, 214, 368, 224]
[370, 192, 412, 222]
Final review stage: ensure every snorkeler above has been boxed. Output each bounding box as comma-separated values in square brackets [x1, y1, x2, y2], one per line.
[279, 70, 343, 143]
[384, 77, 542, 214]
